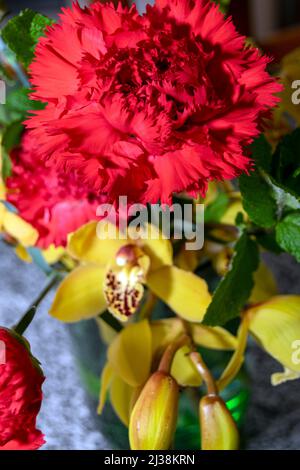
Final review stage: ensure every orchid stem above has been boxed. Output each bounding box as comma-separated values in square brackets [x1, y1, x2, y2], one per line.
[99, 311, 123, 332]
[14, 273, 61, 336]
[190, 351, 218, 396]
[158, 334, 191, 374]
[216, 314, 249, 392]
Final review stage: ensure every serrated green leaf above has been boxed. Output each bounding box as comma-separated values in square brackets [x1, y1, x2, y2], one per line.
[1, 9, 53, 68]
[264, 172, 300, 214]
[30, 13, 53, 44]
[276, 212, 300, 262]
[249, 131, 300, 218]
[239, 170, 277, 228]
[203, 232, 259, 327]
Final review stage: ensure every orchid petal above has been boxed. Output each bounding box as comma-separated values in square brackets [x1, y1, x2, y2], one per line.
[147, 266, 211, 322]
[49, 265, 107, 322]
[107, 320, 152, 387]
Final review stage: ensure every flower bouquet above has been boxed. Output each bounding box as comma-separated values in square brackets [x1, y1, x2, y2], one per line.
[0, 0, 300, 451]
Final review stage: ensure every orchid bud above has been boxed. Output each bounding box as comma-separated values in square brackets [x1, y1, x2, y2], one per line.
[200, 395, 239, 450]
[129, 371, 179, 450]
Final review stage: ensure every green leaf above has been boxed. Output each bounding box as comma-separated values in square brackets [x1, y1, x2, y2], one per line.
[6, 88, 44, 113]
[271, 129, 300, 200]
[1, 9, 53, 68]
[256, 231, 283, 254]
[242, 133, 286, 226]
[212, 0, 231, 13]
[2, 121, 23, 151]
[276, 212, 300, 262]
[204, 192, 229, 223]
[1, 149, 12, 179]
[294, 167, 300, 178]
[266, 174, 300, 213]
[250, 134, 273, 172]
[248, 131, 300, 219]
[235, 212, 246, 230]
[0, 88, 44, 126]
[6, 88, 44, 122]
[203, 232, 259, 327]
[239, 170, 278, 228]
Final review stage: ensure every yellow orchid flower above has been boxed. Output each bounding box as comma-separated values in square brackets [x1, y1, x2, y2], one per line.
[210, 244, 277, 305]
[50, 220, 211, 323]
[174, 245, 203, 272]
[247, 296, 300, 384]
[98, 319, 238, 426]
[211, 247, 233, 277]
[42, 245, 66, 265]
[202, 182, 219, 205]
[220, 199, 247, 226]
[0, 149, 38, 248]
[249, 262, 277, 304]
[0, 203, 38, 247]
[14, 243, 66, 265]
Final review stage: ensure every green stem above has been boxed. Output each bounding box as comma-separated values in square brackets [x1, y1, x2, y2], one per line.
[99, 311, 123, 333]
[14, 273, 61, 336]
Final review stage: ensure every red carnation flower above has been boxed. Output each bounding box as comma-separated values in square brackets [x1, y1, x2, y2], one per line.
[0, 328, 44, 450]
[26, 0, 282, 204]
[7, 133, 104, 248]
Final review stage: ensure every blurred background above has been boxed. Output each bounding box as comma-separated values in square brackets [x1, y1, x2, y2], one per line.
[1, 0, 300, 450]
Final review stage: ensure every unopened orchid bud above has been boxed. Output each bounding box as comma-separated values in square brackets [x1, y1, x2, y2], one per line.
[129, 371, 179, 450]
[200, 395, 239, 450]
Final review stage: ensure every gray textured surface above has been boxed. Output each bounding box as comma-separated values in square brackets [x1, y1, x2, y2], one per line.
[244, 253, 300, 450]
[0, 242, 106, 450]
[1, 242, 300, 450]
